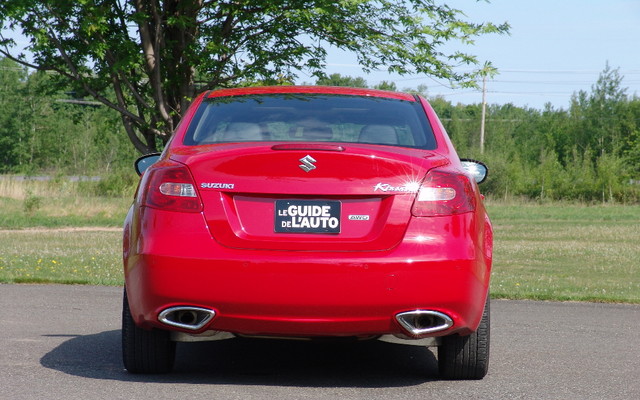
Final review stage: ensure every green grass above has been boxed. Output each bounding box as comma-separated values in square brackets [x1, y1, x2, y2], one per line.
[487, 201, 640, 303]
[1, 178, 639, 303]
[0, 229, 123, 285]
[0, 197, 128, 228]
[0, 176, 128, 285]
[0, 177, 130, 229]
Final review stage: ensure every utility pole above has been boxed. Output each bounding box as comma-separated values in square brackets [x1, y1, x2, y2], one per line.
[478, 62, 497, 154]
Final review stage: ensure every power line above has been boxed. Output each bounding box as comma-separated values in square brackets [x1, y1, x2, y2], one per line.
[501, 69, 640, 74]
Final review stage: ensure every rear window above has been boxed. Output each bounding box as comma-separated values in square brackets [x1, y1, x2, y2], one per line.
[183, 93, 436, 149]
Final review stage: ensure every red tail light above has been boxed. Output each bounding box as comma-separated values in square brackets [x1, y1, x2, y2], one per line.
[137, 161, 203, 213]
[411, 169, 476, 217]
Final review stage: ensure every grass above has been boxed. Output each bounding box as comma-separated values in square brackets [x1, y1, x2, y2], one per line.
[1, 175, 639, 303]
[0, 176, 127, 285]
[0, 176, 130, 228]
[0, 228, 122, 285]
[487, 200, 640, 303]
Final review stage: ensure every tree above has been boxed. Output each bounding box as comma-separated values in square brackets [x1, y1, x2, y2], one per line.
[569, 64, 630, 157]
[316, 73, 368, 88]
[373, 80, 397, 91]
[1, 0, 508, 154]
[0, 56, 137, 173]
[0, 57, 26, 170]
[478, 61, 497, 153]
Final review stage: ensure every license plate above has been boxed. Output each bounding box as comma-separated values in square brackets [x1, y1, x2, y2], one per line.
[275, 200, 341, 233]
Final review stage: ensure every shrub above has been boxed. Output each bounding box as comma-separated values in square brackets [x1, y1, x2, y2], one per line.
[77, 170, 138, 198]
[23, 190, 42, 214]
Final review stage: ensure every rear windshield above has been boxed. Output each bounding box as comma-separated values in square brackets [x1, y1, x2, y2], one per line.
[183, 93, 436, 149]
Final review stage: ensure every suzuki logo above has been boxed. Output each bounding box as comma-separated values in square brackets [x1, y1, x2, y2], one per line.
[298, 155, 317, 172]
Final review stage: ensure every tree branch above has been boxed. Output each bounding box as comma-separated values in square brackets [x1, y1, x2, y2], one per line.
[134, 0, 171, 125]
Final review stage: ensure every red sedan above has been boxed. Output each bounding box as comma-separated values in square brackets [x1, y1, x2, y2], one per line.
[122, 86, 493, 379]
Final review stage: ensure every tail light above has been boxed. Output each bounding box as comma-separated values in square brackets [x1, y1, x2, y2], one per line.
[411, 169, 476, 217]
[137, 161, 203, 213]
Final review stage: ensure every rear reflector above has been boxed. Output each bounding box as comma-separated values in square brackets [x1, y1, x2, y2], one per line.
[412, 169, 475, 217]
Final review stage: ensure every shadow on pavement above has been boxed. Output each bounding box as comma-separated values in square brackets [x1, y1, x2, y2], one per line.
[40, 330, 439, 387]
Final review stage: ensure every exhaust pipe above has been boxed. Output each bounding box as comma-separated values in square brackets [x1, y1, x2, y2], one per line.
[158, 306, 216, 331]
[395, 310, 453, 336]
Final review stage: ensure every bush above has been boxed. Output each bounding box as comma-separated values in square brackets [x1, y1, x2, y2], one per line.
[23, 190, 42, 214]
[78, 170, 138, 198]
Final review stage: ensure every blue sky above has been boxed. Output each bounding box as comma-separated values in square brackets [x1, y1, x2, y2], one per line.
[315, 0, 640, 110]
[3, 1, 638, 110]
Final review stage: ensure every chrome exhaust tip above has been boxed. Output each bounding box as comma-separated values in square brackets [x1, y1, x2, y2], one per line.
[395, 310, 453, 336]
[158, 306, 216, 331]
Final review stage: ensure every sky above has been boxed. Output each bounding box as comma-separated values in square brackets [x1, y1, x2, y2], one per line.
[313, 0, 640, 110]
[2, 1, 638, 110]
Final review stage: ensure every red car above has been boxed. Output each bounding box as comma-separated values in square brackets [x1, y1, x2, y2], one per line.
[122, 86, 492, 379]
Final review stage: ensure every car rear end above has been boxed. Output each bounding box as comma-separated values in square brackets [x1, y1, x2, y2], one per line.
[123, 86, 492, 378]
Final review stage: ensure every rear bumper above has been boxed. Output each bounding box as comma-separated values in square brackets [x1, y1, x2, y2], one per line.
[124, 207, 491, 338]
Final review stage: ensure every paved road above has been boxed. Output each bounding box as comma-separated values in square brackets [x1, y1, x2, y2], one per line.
[1, 284, 639, 400]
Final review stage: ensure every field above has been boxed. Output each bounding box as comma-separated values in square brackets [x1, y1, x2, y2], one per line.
[489, 202, 640, 303]
[1, 177, 639, 303]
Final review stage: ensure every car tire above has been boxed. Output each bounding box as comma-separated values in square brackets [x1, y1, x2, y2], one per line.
[122, 288, 176, 373]
[437, 297, 490, 380]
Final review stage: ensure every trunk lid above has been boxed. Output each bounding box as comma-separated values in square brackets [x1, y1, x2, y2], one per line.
[171, 143, 448, 251]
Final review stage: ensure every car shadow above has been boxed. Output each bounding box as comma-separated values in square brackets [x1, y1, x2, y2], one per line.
[40, 330, 440, 387]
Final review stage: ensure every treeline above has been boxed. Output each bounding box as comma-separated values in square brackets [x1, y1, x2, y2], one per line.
[432, 65, 640, 203]
[319, 69, 640, 203]
[2, 57, 639, 202]
[0, 58, 137, 175]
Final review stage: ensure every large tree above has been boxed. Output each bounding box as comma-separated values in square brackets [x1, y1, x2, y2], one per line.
[0, 0, 508, 154]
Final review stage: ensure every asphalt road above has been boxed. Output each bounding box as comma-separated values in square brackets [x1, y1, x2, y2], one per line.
[1, 284, 639, 400]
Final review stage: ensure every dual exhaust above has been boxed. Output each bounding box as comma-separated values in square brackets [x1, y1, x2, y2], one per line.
[158, 307, 452, 336]
[395, 310, 453, 336]
[158, 306, 216, 331]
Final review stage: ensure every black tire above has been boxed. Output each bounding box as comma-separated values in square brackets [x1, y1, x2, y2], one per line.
[438, 297, 490, 380]
[122, 288, 176, 373]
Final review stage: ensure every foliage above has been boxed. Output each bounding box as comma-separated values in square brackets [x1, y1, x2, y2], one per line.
[0, 0, 508, 154]
[77, 169, 139, 198]
[316, 73, 368, 88]
[314, 69, 640, 204]
[1, 60, 640, 203]
[431, 66, 640, 203]
[0, 58, 138, 174]
[374, 81, 398, 91]
[22, 189, 42, 214]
